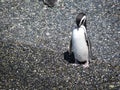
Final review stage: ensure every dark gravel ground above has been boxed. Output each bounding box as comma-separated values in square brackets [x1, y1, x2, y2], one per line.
[0, 0, 120, 89]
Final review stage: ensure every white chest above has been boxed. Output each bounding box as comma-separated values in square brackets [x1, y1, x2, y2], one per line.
[72, 27, 87, 48]
[72, 26, 88, 61]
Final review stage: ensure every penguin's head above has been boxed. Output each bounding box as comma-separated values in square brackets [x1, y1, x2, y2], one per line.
[76, 13, 86, 28]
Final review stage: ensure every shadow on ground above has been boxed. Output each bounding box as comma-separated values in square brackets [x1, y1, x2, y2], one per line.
[64, 51, 75, 63]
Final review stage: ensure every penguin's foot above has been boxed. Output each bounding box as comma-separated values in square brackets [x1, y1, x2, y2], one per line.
[83, 61, 89, 68]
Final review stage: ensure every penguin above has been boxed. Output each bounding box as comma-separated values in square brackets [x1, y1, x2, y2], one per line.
[43, 0, 59, 7]
[69, 13, 92, 68]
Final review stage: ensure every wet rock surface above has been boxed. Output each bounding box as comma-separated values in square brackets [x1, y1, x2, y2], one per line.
[0, 0, 120, 89]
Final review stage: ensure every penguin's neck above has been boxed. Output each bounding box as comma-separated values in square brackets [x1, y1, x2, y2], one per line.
[78, 25, 86, 33]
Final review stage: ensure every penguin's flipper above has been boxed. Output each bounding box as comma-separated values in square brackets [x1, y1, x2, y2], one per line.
[84, 33, 92, 60]
[86, 35, 97, 60]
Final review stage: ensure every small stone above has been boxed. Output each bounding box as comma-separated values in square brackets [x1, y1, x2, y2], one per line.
[46, 32, 50, 36]
[33, 70, 37, 73]
[109, 85, 115, 88]
[1, 0, 4, 2]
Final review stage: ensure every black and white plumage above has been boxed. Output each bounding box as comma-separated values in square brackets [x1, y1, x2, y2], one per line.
[43, 0, 59, 7]
[69, 13, 92, 68]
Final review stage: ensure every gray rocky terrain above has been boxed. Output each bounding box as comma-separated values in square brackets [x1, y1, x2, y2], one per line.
[0, 0, 120, 89]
